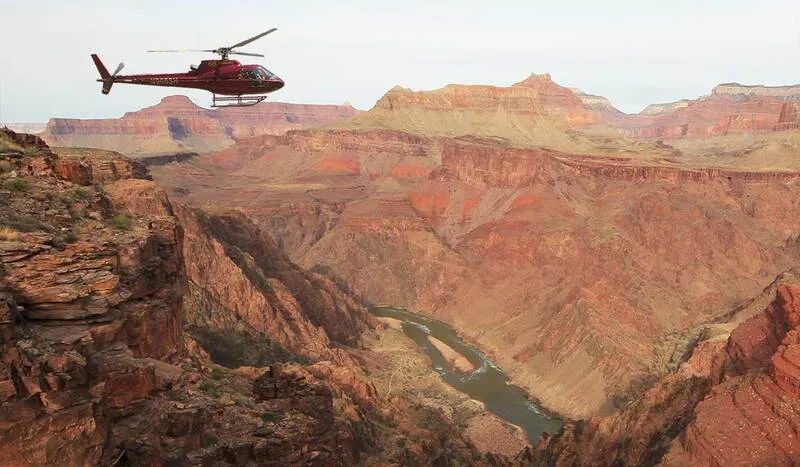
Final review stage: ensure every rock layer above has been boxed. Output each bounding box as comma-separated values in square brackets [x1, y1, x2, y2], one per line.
[41, 95, 359, 156]
[528, 278, 800, 466]
[0, 130, 502, 466]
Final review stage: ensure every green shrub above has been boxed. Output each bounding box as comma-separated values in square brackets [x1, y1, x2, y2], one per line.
[109, 214, 132, 230]
[198, 380, 222, 398]
[69, 186, 91, 201]
[60, 230, 78, 244]
[6, 178, 27, 192]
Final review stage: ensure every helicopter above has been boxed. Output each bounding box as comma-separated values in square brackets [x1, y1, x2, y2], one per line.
[91, 28, 284, 107]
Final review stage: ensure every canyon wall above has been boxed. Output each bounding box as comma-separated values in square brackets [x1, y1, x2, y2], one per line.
[614, 83, 800, 140]
[528, 275, 800, 466]
[0, 130, 499, 465]
[41, 96, 359, 157]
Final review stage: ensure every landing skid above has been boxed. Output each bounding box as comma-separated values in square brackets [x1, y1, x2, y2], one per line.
[211, 94, 268, 107]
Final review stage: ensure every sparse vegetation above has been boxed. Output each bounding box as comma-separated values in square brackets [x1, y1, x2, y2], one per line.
[260, 411, 283, 423]
[59, 230, 78, 244]
[5, 178, 28, 192]
[109, 214, 132, 230]
[5, 215, 44, 232]
[210, 367, 224, 380]
[0, 226, 21, 241]
[69, 186, 91, 201]
[199, 380, 222, 398]
[0, 137, 24, 153]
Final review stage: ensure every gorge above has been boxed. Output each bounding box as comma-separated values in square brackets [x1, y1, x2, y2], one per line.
[5, 68, 800, 465]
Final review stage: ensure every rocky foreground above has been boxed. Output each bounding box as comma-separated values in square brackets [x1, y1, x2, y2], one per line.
[0, 128, 508, 465]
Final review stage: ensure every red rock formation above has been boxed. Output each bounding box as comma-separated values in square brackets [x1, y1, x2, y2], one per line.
[525, 279, 800, 466]
[611, 83, 800, 139]
[514, 73, 599, 126]
[0, 133, 500, 466]
[41, 95, 359, 156]
[177, 204, 376, 364]
[664, 284, 800, 465]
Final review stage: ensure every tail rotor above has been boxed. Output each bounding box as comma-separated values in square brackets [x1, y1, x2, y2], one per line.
[91, 54, 124, 95]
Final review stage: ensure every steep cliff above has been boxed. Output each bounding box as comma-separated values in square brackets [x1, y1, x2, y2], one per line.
[775, 101, 800, 131]
[41, 96, 359, 157]
[0, 130, 500, 465]
[528, 274, 800, 466]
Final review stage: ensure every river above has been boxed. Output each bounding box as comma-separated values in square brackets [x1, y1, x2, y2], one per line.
[370, 306, 563, 444]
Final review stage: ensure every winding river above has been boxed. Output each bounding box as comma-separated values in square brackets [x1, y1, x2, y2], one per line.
[370, 306, 563, 443]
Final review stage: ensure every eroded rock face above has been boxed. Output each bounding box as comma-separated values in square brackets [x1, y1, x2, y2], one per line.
[151, 96, 800, 420]
[177, 205, 376, 365]
[527, 280, 800, 466]
[41, 96, 360, 157]
[664, 284, 800, 466]
[0, 135, 186, 465]
[0, 134, 500, 466]
[776, 102, 800, 131]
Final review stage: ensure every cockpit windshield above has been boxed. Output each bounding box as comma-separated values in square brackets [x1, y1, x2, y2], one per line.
[242, 67, 275, 81]
[258, 66, 275, 79]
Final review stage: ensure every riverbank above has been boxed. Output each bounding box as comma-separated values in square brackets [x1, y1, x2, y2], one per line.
[427, 335, 476, 373]
[363, 321, 529, 457]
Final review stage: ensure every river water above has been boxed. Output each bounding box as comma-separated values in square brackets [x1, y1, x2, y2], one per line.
[370, 306, 563, 443]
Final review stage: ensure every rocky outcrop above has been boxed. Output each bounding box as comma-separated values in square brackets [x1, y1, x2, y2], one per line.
[664, 284, 800, 465]
[339, 80, 601, 152]
[177, 204, 377, 364]
[528, 279, 800, 466]
[513, 73, 599, 126]
[0, 132, 497, 466]
[41, 95, 359, 157]
[0, 132, 186, 464]
[640, 99, 693, 116]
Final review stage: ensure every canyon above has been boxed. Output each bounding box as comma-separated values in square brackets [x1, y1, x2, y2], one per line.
[6, 67, 800, 465]
[0, 128, 511, 465]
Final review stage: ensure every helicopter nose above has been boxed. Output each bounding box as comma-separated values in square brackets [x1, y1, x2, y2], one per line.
[273, 77, 284, 90]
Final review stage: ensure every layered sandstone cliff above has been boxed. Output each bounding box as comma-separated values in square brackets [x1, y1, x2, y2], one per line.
[614, 83, 800, 140]
[41, 96, 359, 157]
[0, 129, 501, 465]
[775, 101, 800, 131]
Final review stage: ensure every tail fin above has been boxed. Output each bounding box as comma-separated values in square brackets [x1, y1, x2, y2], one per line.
[91, 54, 114, 95]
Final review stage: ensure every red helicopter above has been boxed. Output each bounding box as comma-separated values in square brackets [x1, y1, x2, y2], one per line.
[91, 28, 284, 107]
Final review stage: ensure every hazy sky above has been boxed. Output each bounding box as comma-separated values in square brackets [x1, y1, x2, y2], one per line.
[1, 0, 799, 122]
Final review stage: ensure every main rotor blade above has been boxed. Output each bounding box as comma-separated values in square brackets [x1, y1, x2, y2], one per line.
[229, 28, 277, 49]
[229, 51, 265, 57]
[147, 49, 213, 53]
[112, 62, 125, 76]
